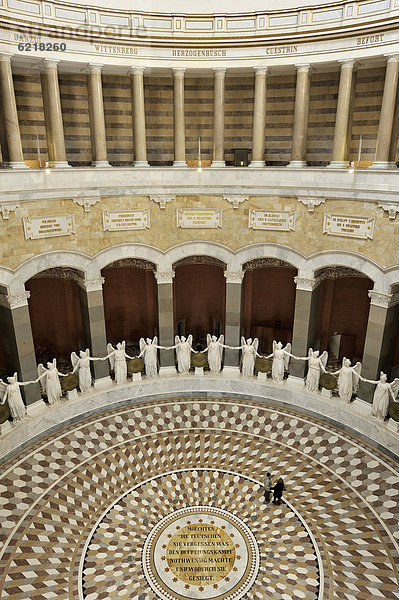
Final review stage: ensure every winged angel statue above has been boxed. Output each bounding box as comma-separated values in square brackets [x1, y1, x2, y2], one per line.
[266, 340, 294, 383]
[331, 357, 362, 403]
[105, 341, 133, 384]
[202, 334, 228, 374]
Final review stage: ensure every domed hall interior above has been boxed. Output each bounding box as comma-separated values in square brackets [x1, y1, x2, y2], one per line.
[0, 0, 399, 599]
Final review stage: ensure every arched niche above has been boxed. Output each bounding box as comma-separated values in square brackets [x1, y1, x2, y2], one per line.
[173, 256, 226, 347]
[312, 267, 373, 362]
[26, 267, 85, 365]
[101, 258, 157, 348]
[241, 258, 298, 352]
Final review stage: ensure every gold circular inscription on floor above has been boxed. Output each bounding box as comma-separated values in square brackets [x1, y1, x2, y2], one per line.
[143, 506, 260, 600]
[166, 522, 236, 585]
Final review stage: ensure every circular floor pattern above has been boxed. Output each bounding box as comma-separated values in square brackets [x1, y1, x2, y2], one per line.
[0, 395, 398, 600]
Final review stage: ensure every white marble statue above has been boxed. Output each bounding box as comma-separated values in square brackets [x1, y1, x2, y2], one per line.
[168, 335, 196, 374]
[138, 337, 166, 378]
[359, 372, 399, 421]
[37, 358, 68, 405]
[229, 337, 260, 378]
[71, 349, 103, 393]
[266, 341, 294, 383]
[202, 334, 228, 374]
[105, 341, 133, 384]
[295, 349, 328, 392]
[0, 373, 37, 423]
[330, 357, 362, 403]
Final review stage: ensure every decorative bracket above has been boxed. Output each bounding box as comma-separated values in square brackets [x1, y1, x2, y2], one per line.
[378, 203, 399, 220]
[0, 202, 20, 219]
[223, 195, 249, 209]
[297, 196, 325, 212]
[150, 195, 176, 209]
[73, 194, 101, 213]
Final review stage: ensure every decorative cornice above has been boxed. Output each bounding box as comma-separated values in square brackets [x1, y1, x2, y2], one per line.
[243, 258, 295, 271]
[297, 196, 325, 212]
[378, 202, 399, 220]
[0, 202, 20, 219]
[154, 270, 175, 284]
[105, 258, 156, 271]
[368, 290, 393, 309]
[73, 195, 101, 213]
[173, 256, 226, 269]
[81, 278, 105, 292]
[224, 270, 244, 284]
[150, 195, 176, 209]
[223, 195, 249, 209]
[316, 266, 369, 282]
[294, 277, 317, 292]
[0, 291, 30, 310]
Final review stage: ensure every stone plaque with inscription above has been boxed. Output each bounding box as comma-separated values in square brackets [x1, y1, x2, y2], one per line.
[249, 210, 295, 231]
[323, 214, 374, 239]
[103, 210, 150, 231]
[177, 209, 222, 228]
[23, 215, 75, 240]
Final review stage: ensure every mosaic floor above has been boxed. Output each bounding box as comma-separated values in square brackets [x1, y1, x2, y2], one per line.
[0, 395, 398, 600]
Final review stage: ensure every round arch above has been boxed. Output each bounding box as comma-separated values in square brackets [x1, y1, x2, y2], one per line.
[307, 251, 386, 290]
[90, 244, 164, 277]
[235, 244, 308, 274]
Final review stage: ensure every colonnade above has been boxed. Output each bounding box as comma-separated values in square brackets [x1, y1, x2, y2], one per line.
[0, 263, 397, 405]
[1, 54, 399, 168]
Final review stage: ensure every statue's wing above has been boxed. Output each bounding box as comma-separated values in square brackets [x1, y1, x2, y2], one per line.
[253, 338, 259, 353]
[187, 335, 193, 348]
[283, 343, 292, 370]
[37, 363, 47, 394]
[218, 335, 224, 360]
[273, 340, 277, 353]
[71, 352, 79, 370]
[52, 357, 57, 368]
[107, 343, 115, 370]
[121, 341, 125, 352]
[207, 334, 211, 347]
[241, 336, 246, 347]
[342, 356, 347, 367]
[308, 347, 313, 358]
[0, 379, 6, 402]
[86, 349, 90, 358]
[139, 338, 146, 353]
[153, 336, 158, 346]
[320, 351, 328, 370]
[175, 335, 180, 346]
[391, 378, 399, 398]
[352, 362, 362, 391]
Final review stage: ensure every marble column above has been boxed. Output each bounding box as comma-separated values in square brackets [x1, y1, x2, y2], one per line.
[223, 270, 244, 376]
[172, 68, 187, 167]
[288, 277, 319, 381]
[41, 59, 69, 168]
[155, 271, 176, 375]
[78, 278, 111, 387]
[0, 291, 41, 404]
[0, 54, 27, 169]
[87, 64, 110, 168]
[288, 64, 311, 168]
[329, 59, 356, 168]
[130, 67, 149, 167]
[249, 67, 268, 167]
[211, 67, 226, 168]
[387, 86, 399, 167]
[371, 55, 399, 169]
[358, 291, 396, 402]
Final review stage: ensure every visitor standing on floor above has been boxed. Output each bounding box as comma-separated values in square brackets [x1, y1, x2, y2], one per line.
[264, 472, 273, 502]
[273, 478, 285, 505]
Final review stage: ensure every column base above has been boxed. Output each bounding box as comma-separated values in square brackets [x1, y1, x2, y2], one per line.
[94, 376, 113, 390]
[222, 365, 240, 378]
[327, 160, 350, 169]
[248, 161, 265, 168]
[159, 366, 177, 377]
[211, 161, 226, 168]
[1, 161, 30, 169]
[91, 161, 112, 168]
[26, 399, 47, 418]
[134, 161, 150, 167]
[287, 160, 307, 168]
[173, 161, 188, 167]
[51, 161, 72, 168]
[369, 161, 391, 170]
[387, 162, 398, 169]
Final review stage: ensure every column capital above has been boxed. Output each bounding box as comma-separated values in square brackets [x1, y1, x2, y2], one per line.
[294, 276, 317, 291]
[224, 270, 244, 284]
[338, 59, 357, 69]
[80, 277, 105, 292]
[294, 63, 312, 73]
[88, 63, 103, 74]
[42, 58, 60, 69]
[130, 66, 145, 76]
[213, 67, 226, 74]
[172, 68, 186, 76]
[0, 291, 30, 309]
[384, 54, 399, 63]
[253, 67, 268, 75]
[0, 53, 13, 62]
[368, 290, 393, 308]
[155, 270, 175, 284]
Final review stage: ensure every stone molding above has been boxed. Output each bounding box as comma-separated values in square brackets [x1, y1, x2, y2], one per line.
[150, 195, 176, 209]
[297, 196, 325, 212]
[31, 267, 82, 283]
[223, 195, 249, 209]
[368, 290, 393, 308]
[243, 258, 295, 271]
[72, 194, 101, 212]
[155, 270, 175, 284]
[0, 290, 30, 309]
[316, 266, 369, 282]
[104, 258, 156, 271]
[224, 270, 244, 284]
[81, 278, 105, 293]
[0, 202, 20, 219]
[294, 277, 317, 291]
[173, 256, 226, 269]
[378, 202, 399, 220]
